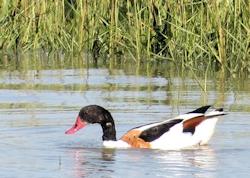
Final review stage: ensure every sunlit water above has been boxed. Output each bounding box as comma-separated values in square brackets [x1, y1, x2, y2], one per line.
[0, 67, 250, 178]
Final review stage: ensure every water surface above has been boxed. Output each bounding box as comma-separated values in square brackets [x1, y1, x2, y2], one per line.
[0, 64, 250, 178]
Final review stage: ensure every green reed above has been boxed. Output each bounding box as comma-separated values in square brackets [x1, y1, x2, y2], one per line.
[0, 0, 249, 73]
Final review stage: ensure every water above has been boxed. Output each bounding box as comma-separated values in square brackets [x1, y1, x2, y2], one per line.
[0, 65, 250, 178]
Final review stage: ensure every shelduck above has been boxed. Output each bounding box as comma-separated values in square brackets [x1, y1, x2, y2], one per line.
[65, 105, 226, 150]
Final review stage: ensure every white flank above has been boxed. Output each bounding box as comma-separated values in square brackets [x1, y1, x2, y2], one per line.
[150, 123, 197, 150]
[150, 110, 224, 150]
[193, 118, 218, 145]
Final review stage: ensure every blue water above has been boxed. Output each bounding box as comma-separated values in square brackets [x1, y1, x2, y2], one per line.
[0, 68, 250, 178]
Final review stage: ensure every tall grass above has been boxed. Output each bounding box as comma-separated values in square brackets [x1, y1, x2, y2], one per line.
[0, 0, 249, 73]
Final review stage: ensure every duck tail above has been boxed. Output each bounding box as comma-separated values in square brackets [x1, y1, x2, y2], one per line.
[205, 107, 227, 118]
[188, 105, 211, 114]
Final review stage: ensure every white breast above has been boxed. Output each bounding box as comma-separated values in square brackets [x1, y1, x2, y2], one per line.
[103, 140, 131, 148]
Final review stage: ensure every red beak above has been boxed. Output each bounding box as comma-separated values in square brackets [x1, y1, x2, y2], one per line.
[65, 116, 86, 134]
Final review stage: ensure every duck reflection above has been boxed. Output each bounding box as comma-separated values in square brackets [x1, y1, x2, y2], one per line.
[101, 148, 116, 161]
[155, 145, 217, 177]
[67, 147, 116, 178]
[66, 145, 217, 178]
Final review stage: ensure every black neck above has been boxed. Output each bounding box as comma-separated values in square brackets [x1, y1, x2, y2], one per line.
[101, 121, 116, 141]
[100, 110, 117, 141]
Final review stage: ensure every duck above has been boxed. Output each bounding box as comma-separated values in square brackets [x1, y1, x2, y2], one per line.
[65, 105, 226, 150]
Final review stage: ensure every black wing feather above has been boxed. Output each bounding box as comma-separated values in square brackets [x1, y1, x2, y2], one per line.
[187, 105, 211, 114]
[139, 119, 183, 142]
